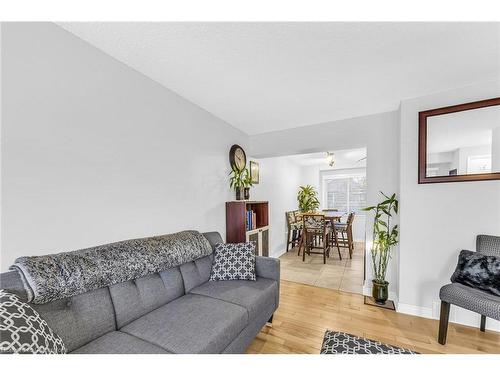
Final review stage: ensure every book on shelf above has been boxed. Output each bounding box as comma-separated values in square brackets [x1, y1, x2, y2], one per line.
[246, 209, 257, 231]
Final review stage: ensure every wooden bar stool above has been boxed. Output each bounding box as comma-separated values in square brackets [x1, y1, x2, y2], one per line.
[333, 212, 355, 259]
[285, 211, 302, 252]
[301, 214, 331, 264]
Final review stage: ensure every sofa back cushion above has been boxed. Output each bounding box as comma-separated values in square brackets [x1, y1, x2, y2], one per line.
[180, 254, 214, 293]
[178, 231, 222, 292]
[33, 287, 116, 352]
[109, 267, 185, 328]
[0, 270, 116, 353]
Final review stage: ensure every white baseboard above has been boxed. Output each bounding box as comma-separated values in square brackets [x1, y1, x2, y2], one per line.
[396, 302, 500, 333]
[271, 247, 287, 259]
[397, 303, 433, 319]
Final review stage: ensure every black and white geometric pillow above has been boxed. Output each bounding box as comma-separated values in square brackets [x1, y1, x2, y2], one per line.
[210, 242, 257, 281]
[321, 331, 418, 354]
[0, 290, 66, 354]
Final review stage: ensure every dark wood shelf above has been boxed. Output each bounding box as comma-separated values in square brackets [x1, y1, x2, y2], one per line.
[226, 201, 269, 256]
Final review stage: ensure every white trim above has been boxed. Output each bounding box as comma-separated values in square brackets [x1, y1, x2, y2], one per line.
[395, 302, 500, 333]
[271, 248, 287, 259]
[397, 303, 433, 319]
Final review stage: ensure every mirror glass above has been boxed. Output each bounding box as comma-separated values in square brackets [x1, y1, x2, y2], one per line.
[426, 105, 500, 177]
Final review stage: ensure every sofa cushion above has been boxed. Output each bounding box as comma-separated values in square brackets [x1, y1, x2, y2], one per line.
[32, 287, 116, 352]
[120, 294, 247, 353]
[179, 254, 214, 292]
[109, 267, 184, 328]
[440, 283, 500, 320]
[71, 331, 170, 354]
[189, 278, 278, 321]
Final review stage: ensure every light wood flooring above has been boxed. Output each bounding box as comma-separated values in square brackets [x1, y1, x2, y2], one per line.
[280, 242, 364, 294]
[246, 280, 500, 354]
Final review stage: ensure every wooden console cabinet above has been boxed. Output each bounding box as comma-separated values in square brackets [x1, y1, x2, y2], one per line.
[225, 201, 269, 256]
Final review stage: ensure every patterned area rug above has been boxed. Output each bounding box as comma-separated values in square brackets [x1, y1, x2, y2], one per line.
[321, 330, 419, 354]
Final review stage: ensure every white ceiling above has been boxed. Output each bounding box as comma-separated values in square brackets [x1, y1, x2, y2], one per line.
[286, 148, 367, 169]
[58, 22, 500, 135]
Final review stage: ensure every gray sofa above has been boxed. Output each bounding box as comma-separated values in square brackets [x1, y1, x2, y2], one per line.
[0, 232, 280, 354]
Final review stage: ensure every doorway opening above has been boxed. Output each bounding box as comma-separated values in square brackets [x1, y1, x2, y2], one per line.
[252, 147, 367, 294]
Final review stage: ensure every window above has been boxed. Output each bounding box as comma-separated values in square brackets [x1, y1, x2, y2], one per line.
[467, 154, 491, 174]
[321, 171, 366, 214]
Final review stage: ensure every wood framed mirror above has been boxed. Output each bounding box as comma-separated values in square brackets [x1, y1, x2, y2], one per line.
[418, 97, 500, 184]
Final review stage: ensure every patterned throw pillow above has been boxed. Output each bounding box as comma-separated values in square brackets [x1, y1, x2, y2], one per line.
[210, 242, 257, 281]
[0, 290, 66, 354]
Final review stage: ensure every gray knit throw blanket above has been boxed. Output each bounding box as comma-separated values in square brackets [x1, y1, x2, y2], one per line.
[10, 230, 212, 304]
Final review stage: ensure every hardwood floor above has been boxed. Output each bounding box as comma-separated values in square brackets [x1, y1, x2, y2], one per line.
[246, 280, 500, 354]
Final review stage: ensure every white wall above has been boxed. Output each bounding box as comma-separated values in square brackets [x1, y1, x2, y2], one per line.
[250, 156, 302, 258]
[398, 80, 500, 331]
[1, 23, 248, 270]
[250, 111, 400, 297]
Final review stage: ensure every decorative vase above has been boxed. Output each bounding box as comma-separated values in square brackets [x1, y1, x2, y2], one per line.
[244, 187, 250, 200]
[372, 280, 389, 304]
[235, 188, 244, 200]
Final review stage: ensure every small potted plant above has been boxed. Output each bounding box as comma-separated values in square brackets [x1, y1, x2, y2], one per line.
[229, 167, 253, 200]
[297, 185, 320, 213]
[363, 192, 399, 304]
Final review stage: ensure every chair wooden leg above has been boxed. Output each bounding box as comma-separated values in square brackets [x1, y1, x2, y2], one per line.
[297, 234, 303, 256]
[480, 315, 486, 332]
[326, 232, 331, 258]
[348, 227, 353, 259]
[286, 230, 291, 252]
[333, 229, 341, 260]
[302, 234, 307, 262]
[322, 234, 327, 264]
[438, 301, 450, 345]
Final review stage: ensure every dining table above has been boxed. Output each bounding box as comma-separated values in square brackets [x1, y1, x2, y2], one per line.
[295, 210, 347, 222]
[294, 210, 348, 258]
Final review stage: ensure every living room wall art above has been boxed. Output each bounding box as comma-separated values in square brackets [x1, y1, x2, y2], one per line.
[250, 161, 259, 184]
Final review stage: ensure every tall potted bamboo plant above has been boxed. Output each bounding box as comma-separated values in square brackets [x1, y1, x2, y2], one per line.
[363, 192, 399, 304]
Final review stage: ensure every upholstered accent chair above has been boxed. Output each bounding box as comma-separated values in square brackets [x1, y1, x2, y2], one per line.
[438, 235, 500, 344]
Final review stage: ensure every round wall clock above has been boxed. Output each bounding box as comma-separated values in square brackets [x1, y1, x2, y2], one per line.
[229, 144, 247, 171]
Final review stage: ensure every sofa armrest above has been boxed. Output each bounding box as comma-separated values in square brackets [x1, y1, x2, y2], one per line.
[255, 256, 280, 281]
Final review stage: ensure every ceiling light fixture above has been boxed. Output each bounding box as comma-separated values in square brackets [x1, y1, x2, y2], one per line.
[326, 152, 335, 167]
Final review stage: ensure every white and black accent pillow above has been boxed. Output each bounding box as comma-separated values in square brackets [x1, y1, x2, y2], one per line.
[210, 242, 257, 281]
[0, 290, 66, 354]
